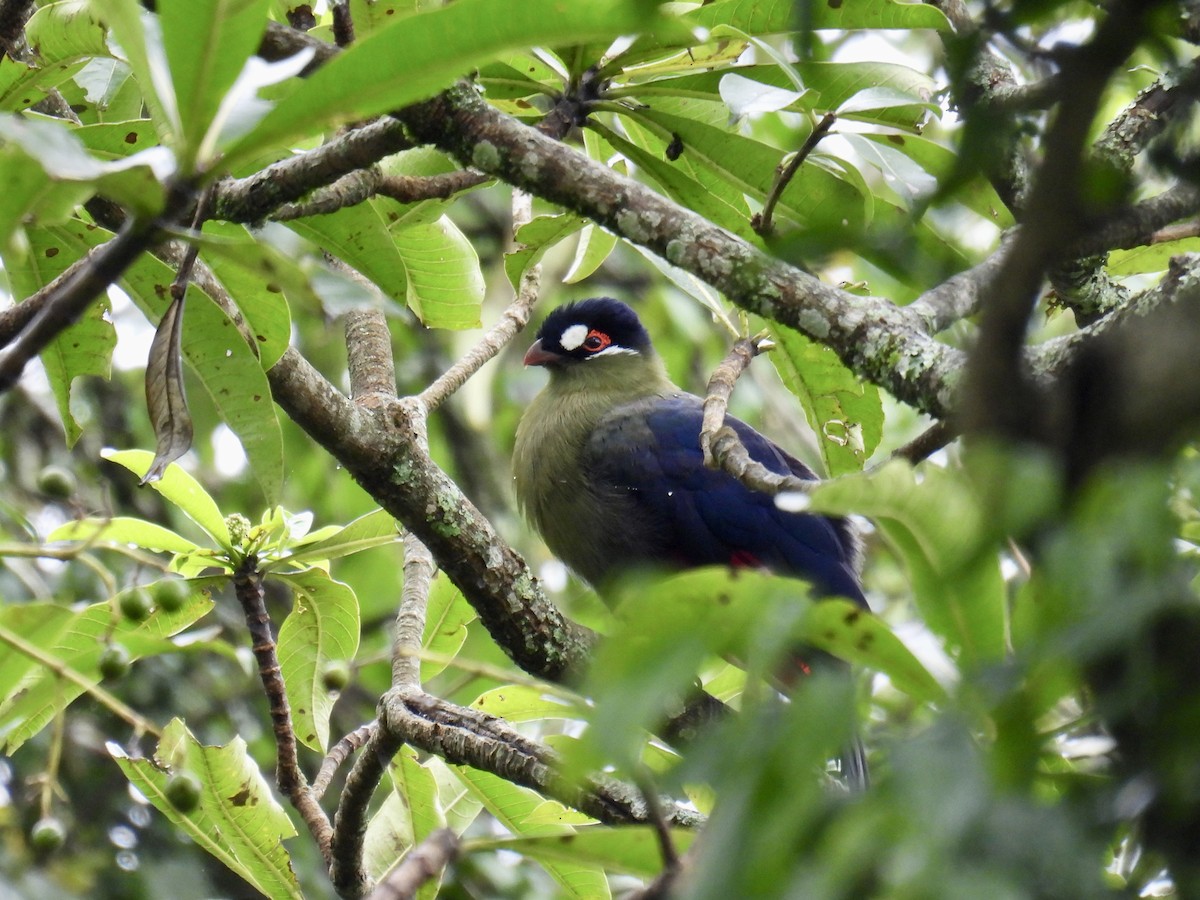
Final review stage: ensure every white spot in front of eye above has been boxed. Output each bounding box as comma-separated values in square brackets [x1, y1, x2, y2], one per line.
[559, 324, 588, 350]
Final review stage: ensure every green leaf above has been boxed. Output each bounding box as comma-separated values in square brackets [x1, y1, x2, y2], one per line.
[286, 201, 409, 311]
[4, 226, 116, 445]
[589, 121, 763, 247]
[577, 567, 931, 769]
[88, 0, 178, 144]
[0, 586, 217, 751]
[194, 222, 297, 369]
[471, 684, 583, 724]
[157, 0, 271, 169]
[456, 767, 609, 899]
[421, 574, 477, 681]
[110, 719, 302, 900]
[49, 516, 200, 555]
[804, 598, 945, 703]
[860, 132, 1014, 225]
[689, 0, 950, 33]
[811, 462, 1008, 667]
[43, 218, 285, 502]
[564, 222, 618, 284]
[102, 448, 233, 550]
[225, 0, 679, 167]
[1108, 238, 1200, 276]
[771, 323, 883, 476]
[479, 826, 697, 879]
[26, 1, 111, 61]
[393, 216, 484, 329]
[279, 508, 400, 568]
[364, 749, 447, 891]
[425, 757, 484, 835]
[629, 107, 867, 233]
[276, 569, 361, 751]
[505, 213, 587, 290]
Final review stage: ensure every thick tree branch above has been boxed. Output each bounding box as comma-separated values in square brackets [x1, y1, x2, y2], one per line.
[399, 86, 964, 420]
[266, 350, 597, 681]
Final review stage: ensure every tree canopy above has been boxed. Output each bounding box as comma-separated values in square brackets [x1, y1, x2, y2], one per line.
[2, 0, 1199, 897]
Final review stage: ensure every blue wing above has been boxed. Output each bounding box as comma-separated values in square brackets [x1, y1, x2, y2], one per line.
[585, 393, 865, 605]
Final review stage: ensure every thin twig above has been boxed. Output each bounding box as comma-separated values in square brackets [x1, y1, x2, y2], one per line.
[755, 112, 837, 236]
[313, 721, 378, 800]
[393, 531, 435, 690]
[699, 335, 768, 470]
[634, 768, 680, 871]
[699, 335, 818, 495]
[0, 622, 160, 737]
[881, 420, 954, 468]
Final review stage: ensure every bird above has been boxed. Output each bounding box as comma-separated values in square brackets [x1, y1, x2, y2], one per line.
[513, 297, 869, 788]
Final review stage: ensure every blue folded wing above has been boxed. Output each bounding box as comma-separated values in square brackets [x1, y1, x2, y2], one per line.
[586, 394, 865, 605]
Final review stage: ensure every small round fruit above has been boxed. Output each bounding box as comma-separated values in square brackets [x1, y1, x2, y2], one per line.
[30, 816, 67, 853]
[98, 644, 131, 680]
[165, 772, 202, 813]
[321, 660, 351, 692]
[152, 578, 190, 613]
[36, 465, 76, 499]
[118, 588, 153, 622]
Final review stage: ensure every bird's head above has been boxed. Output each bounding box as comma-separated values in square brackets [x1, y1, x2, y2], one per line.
[523, 298, 657, 379]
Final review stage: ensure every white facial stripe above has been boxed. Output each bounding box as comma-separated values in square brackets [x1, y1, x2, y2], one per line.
[589, 345, 638, 358]
[558, 323, 588, 351]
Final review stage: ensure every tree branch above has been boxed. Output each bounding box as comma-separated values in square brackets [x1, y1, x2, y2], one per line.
[964, 0, 1164, 440]
[399, 86, 964, 420]
[366, 828, 459, 900]
[212, 117, 415, 225]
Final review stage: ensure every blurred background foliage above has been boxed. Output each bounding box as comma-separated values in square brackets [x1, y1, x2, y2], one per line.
[1, 0, 1198, 897]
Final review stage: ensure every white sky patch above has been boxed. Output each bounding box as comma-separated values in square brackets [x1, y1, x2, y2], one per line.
[539, 559, 569, 593]
[211, 423, 248, 478]
[558, 323, 588, 351]
[109, 285, 155, 372]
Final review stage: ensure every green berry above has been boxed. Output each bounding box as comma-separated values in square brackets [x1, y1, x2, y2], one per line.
[30, 816, 67, 853]
[165, 772, 202, 813]
[36, 465, 76, 499]
[321, 660, 351, 692]
[98, 644, 131, 680]
[118, 587, 153, 622]
[152, 578, 190, 613]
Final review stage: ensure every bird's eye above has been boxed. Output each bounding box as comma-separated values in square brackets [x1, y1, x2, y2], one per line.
[581, 330, 612, 352]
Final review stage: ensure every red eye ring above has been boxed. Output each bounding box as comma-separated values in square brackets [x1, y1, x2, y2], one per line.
[582, 330, 612, 352]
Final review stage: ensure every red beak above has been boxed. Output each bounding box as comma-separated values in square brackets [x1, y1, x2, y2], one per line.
[523, 339, 562, 367]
